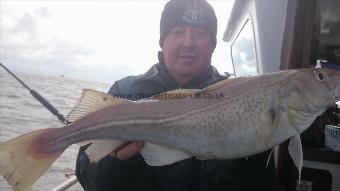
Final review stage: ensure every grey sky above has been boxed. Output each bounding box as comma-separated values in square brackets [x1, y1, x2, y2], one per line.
[0, 1, 234, 83]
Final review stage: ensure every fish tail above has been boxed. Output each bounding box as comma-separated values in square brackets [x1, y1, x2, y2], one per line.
[0, 129, 65, 191]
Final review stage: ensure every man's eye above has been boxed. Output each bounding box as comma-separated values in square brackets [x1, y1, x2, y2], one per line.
[195, 30, 209, 36]
[172, 30, 184, 35]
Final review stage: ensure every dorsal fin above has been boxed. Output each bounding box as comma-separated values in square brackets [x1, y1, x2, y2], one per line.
[151, 78, 239, 101]
[152, 89, 200, 100]
[67, 89, 129, 123]
[200, 77, 243, 93]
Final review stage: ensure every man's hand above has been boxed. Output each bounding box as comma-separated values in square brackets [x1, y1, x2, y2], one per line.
[111, 141, 144, 160]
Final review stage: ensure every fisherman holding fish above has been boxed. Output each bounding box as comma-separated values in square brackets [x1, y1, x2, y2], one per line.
[1, 1, 340, 190]
[75, 0, 277, 190]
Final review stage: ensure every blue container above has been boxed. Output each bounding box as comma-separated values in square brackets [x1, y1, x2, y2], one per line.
[324, 125, 340, 152]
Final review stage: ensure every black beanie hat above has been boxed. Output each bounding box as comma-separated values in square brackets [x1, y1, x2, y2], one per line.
[159, 0, 217, 48]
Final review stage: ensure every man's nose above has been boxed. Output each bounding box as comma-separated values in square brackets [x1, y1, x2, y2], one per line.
[182, 30, 196, 48]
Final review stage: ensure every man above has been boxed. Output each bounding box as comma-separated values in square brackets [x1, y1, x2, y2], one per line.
[76, 0, 277, 190]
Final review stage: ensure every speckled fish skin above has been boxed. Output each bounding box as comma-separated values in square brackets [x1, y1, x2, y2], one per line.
[42, 68, 340, 159]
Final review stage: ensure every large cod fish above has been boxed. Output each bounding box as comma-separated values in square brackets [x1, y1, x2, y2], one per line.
[1, 68, 340, 191]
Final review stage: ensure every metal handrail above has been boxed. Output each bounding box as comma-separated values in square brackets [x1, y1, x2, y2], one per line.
[52, 176, 78, 191]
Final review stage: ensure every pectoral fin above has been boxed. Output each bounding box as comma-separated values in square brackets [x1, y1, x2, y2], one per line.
[140, 142, 192, 166]
[286, 107, 325, 133]
[288, 135, 303, 183]
[266, 105, 286, 145]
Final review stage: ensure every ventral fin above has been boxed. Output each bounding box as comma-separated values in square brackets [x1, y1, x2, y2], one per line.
[85, 139, 123, 163]
[288, 135, 303, 184]
[67, 89, 129, 123]
[273, 146, 280, 169]
[140, 142, 191, 166]
[266, 145, 280, 169]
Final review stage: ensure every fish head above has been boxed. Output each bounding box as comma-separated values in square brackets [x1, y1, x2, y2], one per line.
[308, 68, 340, 105]
[284, 68, 340, 132]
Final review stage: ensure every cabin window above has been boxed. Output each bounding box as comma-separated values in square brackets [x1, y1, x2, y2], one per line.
[231, 19, 257, 76]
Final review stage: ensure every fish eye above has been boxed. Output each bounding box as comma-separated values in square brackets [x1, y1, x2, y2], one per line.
[314, 70, 325, 81]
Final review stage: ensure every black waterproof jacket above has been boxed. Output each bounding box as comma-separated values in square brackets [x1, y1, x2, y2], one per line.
[76, 63, 277, 191]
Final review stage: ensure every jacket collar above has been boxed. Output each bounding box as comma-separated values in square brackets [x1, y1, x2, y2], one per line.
[135, 62, 225, 90]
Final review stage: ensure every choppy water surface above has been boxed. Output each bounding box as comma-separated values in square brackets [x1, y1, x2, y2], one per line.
[0, 70, 111, 191]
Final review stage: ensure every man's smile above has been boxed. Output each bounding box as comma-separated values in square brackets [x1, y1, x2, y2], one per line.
[178, 53, 197, 63]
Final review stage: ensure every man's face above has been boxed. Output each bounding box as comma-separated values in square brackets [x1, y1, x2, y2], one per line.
[162, 25, 214, 86]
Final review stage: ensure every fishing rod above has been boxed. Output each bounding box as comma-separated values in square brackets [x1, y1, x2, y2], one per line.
[0, 62, 68, 125]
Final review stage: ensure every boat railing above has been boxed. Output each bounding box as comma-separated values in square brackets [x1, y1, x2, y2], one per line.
[52, 176, 78, 191]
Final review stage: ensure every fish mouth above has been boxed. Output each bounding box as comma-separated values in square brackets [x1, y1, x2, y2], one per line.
[334, 85, 340, 101]
[336, 86, 340, 100]
[329, 69, 340, 101]
[336, 95, 340, 101]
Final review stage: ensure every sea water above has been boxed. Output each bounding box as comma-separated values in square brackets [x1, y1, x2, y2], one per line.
[0, 70, 111, 191]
